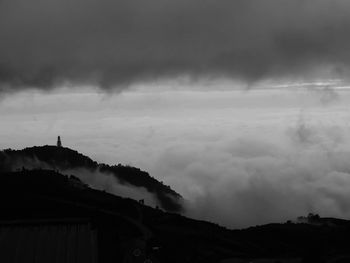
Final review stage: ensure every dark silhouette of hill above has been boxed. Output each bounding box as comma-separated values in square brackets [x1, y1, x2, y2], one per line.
[1, 169, 350, 262]
[0, 145, 182, 212]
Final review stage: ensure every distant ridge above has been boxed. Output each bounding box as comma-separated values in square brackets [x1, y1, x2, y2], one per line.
[1, 169, 350, 262]
[0, 145, 182, 212]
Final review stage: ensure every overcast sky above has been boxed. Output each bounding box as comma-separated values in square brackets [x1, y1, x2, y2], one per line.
[2, 0, 350, 91]
[2, 0, 350, 228]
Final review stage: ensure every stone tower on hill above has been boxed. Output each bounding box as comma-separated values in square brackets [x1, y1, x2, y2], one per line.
[57, 136, 62, 147]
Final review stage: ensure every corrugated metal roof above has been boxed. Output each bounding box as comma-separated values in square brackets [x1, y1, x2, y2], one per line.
[0, 219, 97, 263]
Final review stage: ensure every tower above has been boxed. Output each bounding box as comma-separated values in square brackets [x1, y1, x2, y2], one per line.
[57, 136, 62, 147]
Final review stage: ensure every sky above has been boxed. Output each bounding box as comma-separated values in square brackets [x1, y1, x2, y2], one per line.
[2, 0, 350, 228]
[2, 0, 350, 90]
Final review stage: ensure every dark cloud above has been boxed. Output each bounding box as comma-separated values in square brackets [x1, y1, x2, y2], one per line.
[1, 0, 350, 91]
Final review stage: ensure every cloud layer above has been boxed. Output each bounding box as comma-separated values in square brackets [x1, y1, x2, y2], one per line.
[2, 88, 350, 228]
[1, 0, 350, 91]
[173, 133, 350, 228]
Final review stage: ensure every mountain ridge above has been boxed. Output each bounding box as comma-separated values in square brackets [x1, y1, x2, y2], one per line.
[1, 168, 350, 262]
[0, 145, 182, 212]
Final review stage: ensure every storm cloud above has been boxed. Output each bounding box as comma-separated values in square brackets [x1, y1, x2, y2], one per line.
[1, 0, 350, 91]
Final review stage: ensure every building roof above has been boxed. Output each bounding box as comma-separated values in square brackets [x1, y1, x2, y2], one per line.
[0, 218, 97, 263]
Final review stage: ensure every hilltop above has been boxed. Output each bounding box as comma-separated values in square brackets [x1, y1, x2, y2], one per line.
[0, 145, 182, 212]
